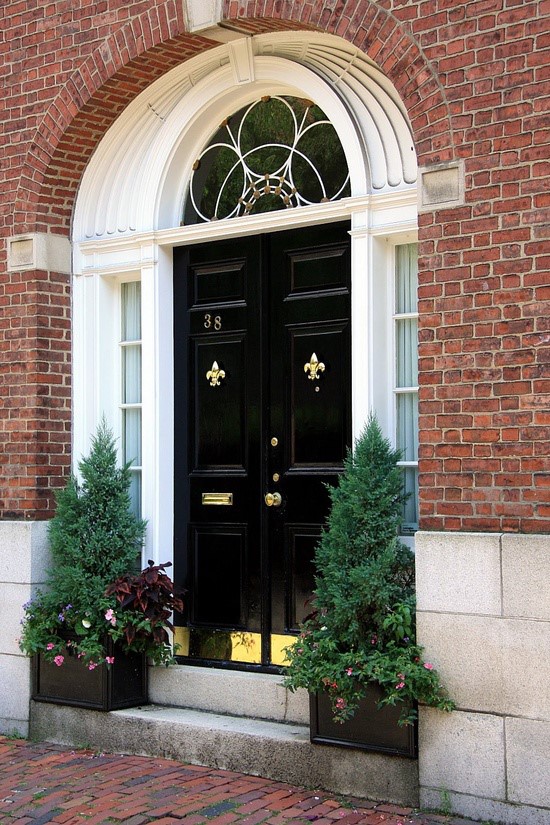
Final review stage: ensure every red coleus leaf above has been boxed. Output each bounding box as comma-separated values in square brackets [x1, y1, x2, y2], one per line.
[105, 561, 185, 647]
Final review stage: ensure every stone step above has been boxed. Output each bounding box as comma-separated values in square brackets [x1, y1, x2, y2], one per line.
[149, 664, 309, 724]
[30, 701, 419, 807]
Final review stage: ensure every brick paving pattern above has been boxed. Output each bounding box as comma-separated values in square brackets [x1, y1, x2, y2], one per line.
[0, 737, 477, 825]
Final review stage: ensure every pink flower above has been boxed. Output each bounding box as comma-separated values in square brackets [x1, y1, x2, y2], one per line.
[346, 668, 353, 676]
[396, 682, 405, 690]
[54, 655, 64, 667]
[423, 662, 434, 670]
[335, 697, 347, 710]
[105, 656, 115, 665]
[88, 662, 97, 671]
[46, 643, 55, 650]
[105, 609, 117, 627]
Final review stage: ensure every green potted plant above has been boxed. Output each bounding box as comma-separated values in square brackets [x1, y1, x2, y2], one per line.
[283, 415, 453, 756]
[19, 419, 183, 711]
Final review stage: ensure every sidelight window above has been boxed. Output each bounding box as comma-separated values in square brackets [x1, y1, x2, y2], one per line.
[394, 244, 419, 533]
[184, 95, 351, 224]
[120, 281, 142, 517]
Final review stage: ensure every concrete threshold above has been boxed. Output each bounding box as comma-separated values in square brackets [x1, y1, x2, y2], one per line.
[30, 701, 419, 807]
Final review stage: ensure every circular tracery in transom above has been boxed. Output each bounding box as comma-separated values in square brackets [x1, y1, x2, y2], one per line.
[185, 95, 351, 224]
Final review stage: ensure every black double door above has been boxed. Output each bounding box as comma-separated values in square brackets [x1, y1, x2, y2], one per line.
[173, 222, 351, 667]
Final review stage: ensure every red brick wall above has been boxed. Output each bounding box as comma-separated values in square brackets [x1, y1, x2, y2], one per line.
[0, 268, 71, 517]
[1, 0, 548, 529]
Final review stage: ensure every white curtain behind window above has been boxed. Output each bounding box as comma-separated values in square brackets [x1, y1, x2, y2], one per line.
[395, 245, 419, 532]
[121, 282, 142, 517]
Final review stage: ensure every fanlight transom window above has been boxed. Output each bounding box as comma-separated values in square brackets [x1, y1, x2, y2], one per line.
[184, 95, 351, 224]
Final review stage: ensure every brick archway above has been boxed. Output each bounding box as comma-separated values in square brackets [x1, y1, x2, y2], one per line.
[14, 28, 217, 235]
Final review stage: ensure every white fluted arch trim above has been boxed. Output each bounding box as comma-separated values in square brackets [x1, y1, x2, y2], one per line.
[73, 31, 416, 242]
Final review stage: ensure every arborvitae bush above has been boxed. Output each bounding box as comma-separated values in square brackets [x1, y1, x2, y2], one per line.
[284, 415, 453, 724]
[46, 418, 146, 614]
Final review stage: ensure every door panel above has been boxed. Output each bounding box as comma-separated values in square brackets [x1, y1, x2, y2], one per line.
[192, 261, 247, 305]
[191, 525, 247, 626]
[174, 223, 350, 668]
[286, 525, 320, 631]
[193, 336, 247, 470]
[289, 325, 349, 466]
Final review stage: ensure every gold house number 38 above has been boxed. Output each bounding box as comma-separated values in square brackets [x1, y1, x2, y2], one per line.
[204, 314, 222, 330]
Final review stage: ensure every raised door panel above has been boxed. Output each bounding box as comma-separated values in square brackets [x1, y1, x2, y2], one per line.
[192, 335, 246, 471]
[190, 525, 247, 628]
[290, 324, 349, 468]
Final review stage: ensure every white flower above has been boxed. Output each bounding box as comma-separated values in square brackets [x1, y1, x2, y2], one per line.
[81, 619, 91, 629]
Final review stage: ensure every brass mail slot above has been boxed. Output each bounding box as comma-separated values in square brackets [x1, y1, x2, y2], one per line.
[202, 492, 233, 506]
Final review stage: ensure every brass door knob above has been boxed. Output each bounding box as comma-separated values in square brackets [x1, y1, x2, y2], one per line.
[264, 492, 282, 508]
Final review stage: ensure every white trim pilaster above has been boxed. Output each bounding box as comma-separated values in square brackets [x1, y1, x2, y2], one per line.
[140, 244, 174, 566]
[350, 209, 371, 443]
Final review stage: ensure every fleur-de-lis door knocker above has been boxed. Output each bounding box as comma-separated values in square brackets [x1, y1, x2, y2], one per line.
[206, 360, 225, 387]
[304, 352, 325, 381]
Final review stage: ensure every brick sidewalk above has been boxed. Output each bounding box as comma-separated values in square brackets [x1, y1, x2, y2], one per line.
[0, 737, 475, 825]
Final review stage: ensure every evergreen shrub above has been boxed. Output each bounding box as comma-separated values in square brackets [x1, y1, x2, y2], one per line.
[283, 415, 454, 725]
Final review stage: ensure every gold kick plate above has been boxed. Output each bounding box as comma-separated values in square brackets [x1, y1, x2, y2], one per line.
[202, 492, 233, 506]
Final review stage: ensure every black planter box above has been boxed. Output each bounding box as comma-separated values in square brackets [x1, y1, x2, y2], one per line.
[310, 684, 417, 757]
[33, 635, 148, 711]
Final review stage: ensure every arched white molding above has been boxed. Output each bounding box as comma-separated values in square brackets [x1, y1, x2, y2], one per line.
[257, 35, 416, 187]
[73, 31, 417, 242]
[155, 58, 368, 232]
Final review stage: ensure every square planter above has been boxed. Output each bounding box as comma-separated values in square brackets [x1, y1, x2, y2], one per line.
[32, 634, 148, 711]
[310, 684, 417, 757]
